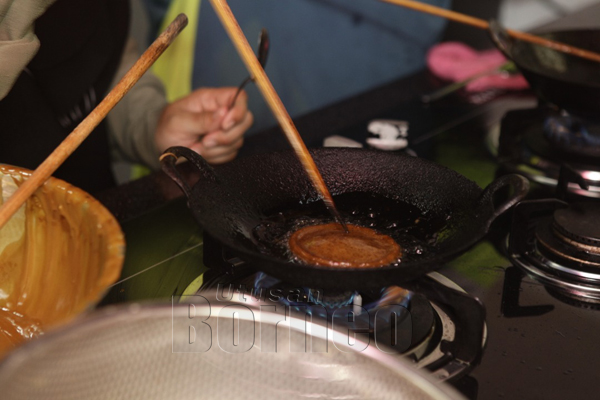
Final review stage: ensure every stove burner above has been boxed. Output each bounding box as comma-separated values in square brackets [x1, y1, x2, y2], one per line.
[487, 107, 600, 197]
[534, 202, 600, 273]
[254, 270, 358, 309]
[536, 219, 600, 270]
[553, 203, 600, 249]
[543, 114, 600, 158]
[210, 269, 436, 357]
[249, 272, 448, 360]
[507, 199, 600, 306]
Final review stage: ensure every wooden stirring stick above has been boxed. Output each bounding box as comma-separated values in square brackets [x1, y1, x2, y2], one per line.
[208, 0, 348, 231]
[380, 0, 600, 64]
[0, 14, 189, 230]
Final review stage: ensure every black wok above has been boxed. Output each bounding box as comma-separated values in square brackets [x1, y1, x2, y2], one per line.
[161, 147, 528, 290]
[489, 22, 600, 118]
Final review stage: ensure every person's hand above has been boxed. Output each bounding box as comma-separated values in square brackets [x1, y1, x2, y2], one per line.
[155, 87, 253, 164]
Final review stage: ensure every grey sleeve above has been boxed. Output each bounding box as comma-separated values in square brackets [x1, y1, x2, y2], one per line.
[106, 37, 168, 170]
[0, 0, 56, 100]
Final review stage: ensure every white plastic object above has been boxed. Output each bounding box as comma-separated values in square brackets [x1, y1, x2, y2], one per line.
[323, 135, 363, 148]
[366, 119, 409, 151]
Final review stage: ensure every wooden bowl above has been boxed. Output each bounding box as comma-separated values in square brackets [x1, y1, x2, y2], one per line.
[0, 165, 125, 355]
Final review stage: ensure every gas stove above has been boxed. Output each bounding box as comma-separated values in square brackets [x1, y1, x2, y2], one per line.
[485, 99, 600, 307]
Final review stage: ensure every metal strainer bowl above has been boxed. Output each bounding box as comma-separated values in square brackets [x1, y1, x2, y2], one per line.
[0, 293, 465, 400]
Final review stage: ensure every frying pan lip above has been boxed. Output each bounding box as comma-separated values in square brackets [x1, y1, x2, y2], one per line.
[213, 146, 483, 183]
[510, 28, 600, 90]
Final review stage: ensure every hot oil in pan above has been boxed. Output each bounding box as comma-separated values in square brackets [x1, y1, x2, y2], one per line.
[253, 192, 448, 265]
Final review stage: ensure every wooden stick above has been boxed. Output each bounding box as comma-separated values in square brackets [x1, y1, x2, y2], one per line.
[0, 14, 189, 229]
[380, 0, 600, 64]
[208, 0, 347, 230]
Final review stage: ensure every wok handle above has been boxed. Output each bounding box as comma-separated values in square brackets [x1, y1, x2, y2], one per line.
[488, 19, 512, 59]
[159, 146, 219, 199]
[478, 174, 530, 228]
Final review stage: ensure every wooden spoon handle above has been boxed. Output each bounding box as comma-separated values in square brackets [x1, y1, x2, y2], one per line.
[0, 14, 188, 229]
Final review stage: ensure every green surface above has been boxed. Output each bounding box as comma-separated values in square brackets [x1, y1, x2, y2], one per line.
[430, 126, 496, 187]
[433, 130, 510, 287]
[447, 241, 507, 288]
[100, 198, 207, 305]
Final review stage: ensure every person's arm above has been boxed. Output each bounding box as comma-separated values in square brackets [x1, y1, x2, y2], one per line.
[0, 0, 55, 100]
[107, 37, 253, 170]
[106, 37, 168, 169]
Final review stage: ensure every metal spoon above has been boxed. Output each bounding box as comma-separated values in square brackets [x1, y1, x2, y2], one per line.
[228, 28, 269, 109]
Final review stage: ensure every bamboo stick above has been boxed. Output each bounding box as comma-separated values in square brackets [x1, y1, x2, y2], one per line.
[381, 0, 600, 64]
[208, 0, 347, 230]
